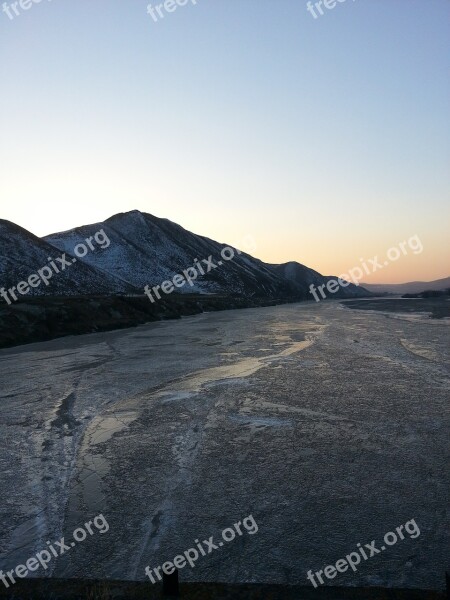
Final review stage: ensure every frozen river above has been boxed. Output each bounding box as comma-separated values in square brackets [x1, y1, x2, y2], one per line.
[0, 301, 448, 590]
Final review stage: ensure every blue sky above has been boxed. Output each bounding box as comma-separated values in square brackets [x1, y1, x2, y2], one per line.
[1, 0, 449, 282]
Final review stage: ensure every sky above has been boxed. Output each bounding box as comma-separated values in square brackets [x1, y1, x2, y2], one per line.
[0, 0, 449, 283]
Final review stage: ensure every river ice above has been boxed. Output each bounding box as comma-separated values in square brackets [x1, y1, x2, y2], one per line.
[0, 301, 448, 590]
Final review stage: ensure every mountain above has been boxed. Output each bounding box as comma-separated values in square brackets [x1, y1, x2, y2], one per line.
[361, 277, 450, 295]
[44, 210, 298, 299]
[269, 261, 369, 299]
[1, 210, 371, 304]
[0, 219, 132, 299]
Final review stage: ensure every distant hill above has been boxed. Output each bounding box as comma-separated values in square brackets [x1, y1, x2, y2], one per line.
[361, 277, 450, 296]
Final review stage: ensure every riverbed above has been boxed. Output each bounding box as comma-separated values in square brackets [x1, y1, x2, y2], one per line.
[0, 301, 448, 590]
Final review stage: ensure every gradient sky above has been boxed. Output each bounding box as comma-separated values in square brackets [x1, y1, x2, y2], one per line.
[1, 0, 449, 283]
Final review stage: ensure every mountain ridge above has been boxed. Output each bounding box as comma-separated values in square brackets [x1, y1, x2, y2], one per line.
[43, 210, 370, 300]
[1, 210, 371, 303]
[361, 277, 450, 295]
